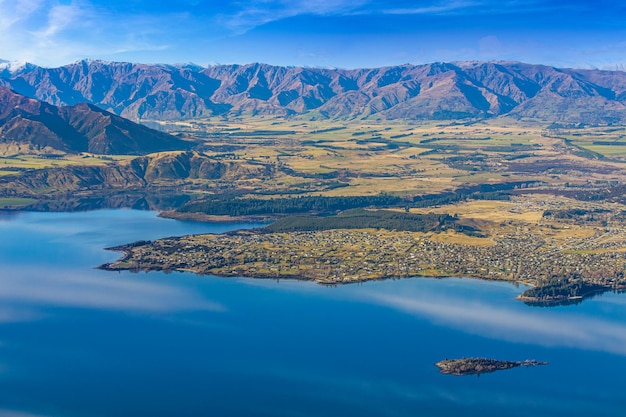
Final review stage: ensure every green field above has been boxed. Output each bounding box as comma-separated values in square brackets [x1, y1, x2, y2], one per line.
[0, 197, 37, 208]
[548, 125, 626, 159]
[4, 117, 626, 208]
[158, 116, 626, 198]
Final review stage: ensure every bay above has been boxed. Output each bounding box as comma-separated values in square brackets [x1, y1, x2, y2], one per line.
[0, 209, 625, 417]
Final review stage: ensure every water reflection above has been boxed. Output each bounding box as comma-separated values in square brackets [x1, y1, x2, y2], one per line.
[0, 266, 224, 317]
[354, 281, 626, 355]
[228, 276, 626, 356]
[0, 210, 265, 322]
[16, 192, 192, 213]
[0, 306, 42, 324]
[0, 210, 21, 222]
[1, 210, 625, 417]
[0, 409, 49, 417]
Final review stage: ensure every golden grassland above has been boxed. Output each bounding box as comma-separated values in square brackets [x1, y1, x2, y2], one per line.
[406, 194, 612, 245]
[163, 117, 626, 198]
[26, 116, 613, 301]
[411, 199, 544, 223]
[6, 116, 626, 211]
[426, 230, 495, 247]
[0, 153, 133, 170]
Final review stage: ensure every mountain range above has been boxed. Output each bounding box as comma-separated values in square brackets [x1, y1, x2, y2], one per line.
[1, 60, 626, 123]
[0, 86, 189, 155]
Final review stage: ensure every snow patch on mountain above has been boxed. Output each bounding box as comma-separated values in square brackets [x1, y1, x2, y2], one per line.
[0, 60, 37, 75]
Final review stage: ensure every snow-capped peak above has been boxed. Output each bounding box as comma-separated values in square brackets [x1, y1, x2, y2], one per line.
[0, 60, 37, 74]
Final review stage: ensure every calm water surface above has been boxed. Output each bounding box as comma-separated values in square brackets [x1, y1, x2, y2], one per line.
[0, 209, 625, 417]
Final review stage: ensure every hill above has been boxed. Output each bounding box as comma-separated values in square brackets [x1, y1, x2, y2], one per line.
[0, 86, 191, 155]
[1, 60, 626, 123]
[0, 151, 273, 197]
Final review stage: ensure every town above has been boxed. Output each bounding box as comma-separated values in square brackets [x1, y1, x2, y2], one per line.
[103, 195, 626, 304]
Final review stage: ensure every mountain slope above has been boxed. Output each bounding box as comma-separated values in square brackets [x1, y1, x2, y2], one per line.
[0, 86, 191, 155]
[0, 151, 273, 196]
[2, 60, 626, 123]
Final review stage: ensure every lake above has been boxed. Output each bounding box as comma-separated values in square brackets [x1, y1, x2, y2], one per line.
[0, 209, 625, 417]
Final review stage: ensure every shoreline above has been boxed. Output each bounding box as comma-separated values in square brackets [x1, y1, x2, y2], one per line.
[98, 222, 626, 307]
[99, 243, 530, 295]
[516, 285, 626, 305]
[436, 358, 548, 376]
[158, 210, 275, 224]
[100, 246, 626, 306]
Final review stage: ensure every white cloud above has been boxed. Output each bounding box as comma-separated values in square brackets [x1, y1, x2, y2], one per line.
[380, 0, 582, 16]
[0, 0, 44, 27]
[381, 1, 480, 15]
[0, 0, 92, 64]
[0, 0, 175, 66]
[218, 0, 370, 34]
[34, 3, 86, 38]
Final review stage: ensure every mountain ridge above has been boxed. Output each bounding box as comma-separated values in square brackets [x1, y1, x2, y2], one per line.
[0, 150, 274, 197]
[2, 60, 626, 123]
[0, 86, 191, 155]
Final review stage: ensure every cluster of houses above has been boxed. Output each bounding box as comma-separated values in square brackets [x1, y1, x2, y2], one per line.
[121, 221, 626, 288]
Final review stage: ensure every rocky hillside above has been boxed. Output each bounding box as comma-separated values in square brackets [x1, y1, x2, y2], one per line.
[2, 60, 626, 123]
[0, 86, 191, 154]
[0, 151, 273, 196]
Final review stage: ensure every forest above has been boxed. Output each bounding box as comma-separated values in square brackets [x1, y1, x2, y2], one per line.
[265, 208, 482, 234]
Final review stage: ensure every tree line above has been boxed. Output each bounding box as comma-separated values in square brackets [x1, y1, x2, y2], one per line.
[176, 181, 537, 217]
[265, 208, 482, 234]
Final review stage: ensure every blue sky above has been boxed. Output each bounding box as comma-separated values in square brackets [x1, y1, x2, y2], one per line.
[1, 0, 626, 69]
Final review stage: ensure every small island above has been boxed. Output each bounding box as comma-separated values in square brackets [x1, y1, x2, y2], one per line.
[435, 358, 548, 376]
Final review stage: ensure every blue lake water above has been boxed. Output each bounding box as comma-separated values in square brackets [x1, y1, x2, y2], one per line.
[0, 209, 625, 417]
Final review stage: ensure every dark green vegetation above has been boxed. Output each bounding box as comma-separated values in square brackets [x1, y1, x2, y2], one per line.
[101, 193, 626, 304]
[4, 59, 626, 309]
[520, 277, 615, 306]
[228, 130, 296, 136]
[543, 208, 612, 220]
[436, 358, 548, 376]
[175, 182, 533, 218]
[546, 183, 626, 205]
[542, 208, 626, 227]
[178, 194, 406, 216]
[265, 209, 481, 235]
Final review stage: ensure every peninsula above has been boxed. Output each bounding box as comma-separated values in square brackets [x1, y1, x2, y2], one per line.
[101, 195, 626, 304]
[4, 63, 626, 307]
